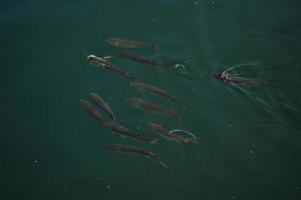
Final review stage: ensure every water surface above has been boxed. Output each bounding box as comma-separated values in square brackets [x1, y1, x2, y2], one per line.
[1, 0, 301, 199]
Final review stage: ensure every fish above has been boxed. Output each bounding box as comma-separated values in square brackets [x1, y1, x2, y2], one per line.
[118, 51, 170, 68]
[126, 98, 182, 124]
[213, 72, 269, 86]
[105, 38, 159, 50]
[89, 92, 117, 123]
[80, 99, 106, 123]
[130, 81, 183, 106]
[147, 122, 198, 144]
[87, 54, 136, 81]
[101, 121, 158, 144]
[107, 144, 167, 168]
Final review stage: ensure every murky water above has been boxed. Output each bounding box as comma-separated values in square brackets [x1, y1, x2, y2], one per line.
[1, 0, 301, 199]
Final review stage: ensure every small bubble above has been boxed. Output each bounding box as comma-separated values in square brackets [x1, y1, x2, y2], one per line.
[249, 150, 254, 155]
[211, 1, 215, 5]
[152, 18, 156, 22]
[174, 64, 186, 73]
[106, 183, 111, 190]
[232, 196, 237, 200]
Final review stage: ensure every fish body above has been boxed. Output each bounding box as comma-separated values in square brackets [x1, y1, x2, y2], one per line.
[147, 122, 175, 141]
[213, 72, 268, 86]
[101, 121, 157, 143]
[87, 54, 135, 81]
[148, 122, 198, 144]
[118, 51, 169, 68]
[80, 99, 106, 123]
[127, 98, 182, 123]
[107, 144, 167, 168]
[130, 81, 182, 105]
[89, 92, 117, 122]
[106, 38, 159, 50]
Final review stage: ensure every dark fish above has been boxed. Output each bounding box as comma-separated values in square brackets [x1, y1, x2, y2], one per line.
[106, 38, 159, 50]
[80, 99, 106, 123]
[107, 144, 167, 168]
[147, 122, 198, 144]
[130, 81, 183, 106]
[87, 54, 135, 81]
[127, 98, 182, 124]
[89, 92, 117, 122]
[213, 72, 269, 86]
[118, 51, 170, 68]
[101, 121, 158, 144]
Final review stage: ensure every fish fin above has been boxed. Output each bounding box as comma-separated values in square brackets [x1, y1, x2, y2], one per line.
[129, 80, 139, 87]
[112, 116, 119, 124]
[150, 138, 159, 144]
[158, 158, 168, 168]
[102, 56, 113, 61]
[167, 132, 173, 136]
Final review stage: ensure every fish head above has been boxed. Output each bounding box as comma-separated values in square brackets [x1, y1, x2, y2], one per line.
[105, 38, 114, 44]
[87, 54, 97, 62]
[126, 98, 139, 105]
[212, 72, 223, 80]
[79, 99, 88, 107]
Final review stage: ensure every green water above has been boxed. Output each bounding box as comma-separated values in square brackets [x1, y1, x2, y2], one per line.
[1, 0, 301, 199]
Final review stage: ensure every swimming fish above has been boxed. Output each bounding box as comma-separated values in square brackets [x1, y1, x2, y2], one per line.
[118, 51, 170, 68]
[87, 54, 135, 81]
[130, 81, 183, 106]
[107, 144, 167, 168]
[106, 38, 159, 50]
[101, 121, 158, 144]
[147, 122, 198, 144]
[213, 69, 269, 86]
[127, 98, 182, 124]
[80, 99, 106, 123]
[89, 92, 117, 123]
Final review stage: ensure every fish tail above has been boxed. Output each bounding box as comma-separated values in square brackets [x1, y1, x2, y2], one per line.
[166, 112, 183, 124]
[173, 115, 183, 125]
[151, 45, 160, 51]
[169, 96, 185, 107]
[260, 80, 270, 86]
[124, 74, 137, 82]
[145, 44, 159, 50]
[158, 158, 168, 168]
